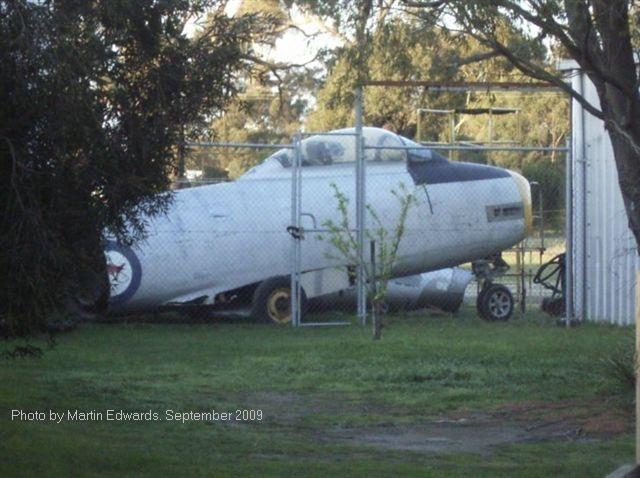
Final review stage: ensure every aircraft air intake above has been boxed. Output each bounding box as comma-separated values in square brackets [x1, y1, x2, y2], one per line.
[508, 170, 533, 236]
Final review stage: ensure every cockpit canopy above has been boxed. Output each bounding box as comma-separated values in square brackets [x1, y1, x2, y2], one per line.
[241, 127, 444, 178]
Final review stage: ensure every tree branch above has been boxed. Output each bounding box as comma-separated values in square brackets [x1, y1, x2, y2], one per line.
[242, 51, 324, 71]
[449, 50, 501, 67]
[459, 24, 606, 120]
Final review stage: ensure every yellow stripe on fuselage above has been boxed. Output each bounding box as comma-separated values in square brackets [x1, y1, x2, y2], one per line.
[508, 170, 533, 237]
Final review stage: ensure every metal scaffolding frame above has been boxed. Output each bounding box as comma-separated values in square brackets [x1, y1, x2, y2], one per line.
[416, 107, 522, 146]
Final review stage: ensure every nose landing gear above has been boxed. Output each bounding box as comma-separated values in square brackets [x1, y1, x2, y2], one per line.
[476, 283, 514, 321]
[472, 254, 515, 321]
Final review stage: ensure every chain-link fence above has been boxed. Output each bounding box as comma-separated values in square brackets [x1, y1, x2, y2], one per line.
[104, 125, 569, 325]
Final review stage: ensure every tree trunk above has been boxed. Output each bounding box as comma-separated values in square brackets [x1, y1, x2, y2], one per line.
[598, 86, 640, 252]
[582, 0, 640, 252]
[609, 129, 640, 251]
[372, 299, 382, 340]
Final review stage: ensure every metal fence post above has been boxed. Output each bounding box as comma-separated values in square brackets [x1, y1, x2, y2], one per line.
[355, 87, 366, 325]
[636, 270, 640, 462]
[565, 136, 574, 327]
[290, 133, 302, 327]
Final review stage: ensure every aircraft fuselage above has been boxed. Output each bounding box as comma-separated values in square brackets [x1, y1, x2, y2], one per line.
[104, 128, 532, 312]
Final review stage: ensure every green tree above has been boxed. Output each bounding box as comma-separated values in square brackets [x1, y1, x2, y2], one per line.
[197, 68, 321, 178]
[300, 7, 567, 212]
[183, 0, 323, 179]
[406, 0, 640, 250]
[305, 14, 559, 147]
[321, 183, 415, 340]
[0, 0, 273, 335]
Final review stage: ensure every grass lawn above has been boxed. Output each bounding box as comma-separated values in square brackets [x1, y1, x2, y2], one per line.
[0, 308, 634, 477]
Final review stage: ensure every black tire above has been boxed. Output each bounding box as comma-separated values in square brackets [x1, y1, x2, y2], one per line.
[66, 272, 110, 320]
[251, 276, 306, 324]
[478, 283, 514, 321]
[476, 285, 488, 314]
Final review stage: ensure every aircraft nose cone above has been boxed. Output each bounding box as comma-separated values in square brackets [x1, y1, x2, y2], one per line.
[508, 170, 533, 236]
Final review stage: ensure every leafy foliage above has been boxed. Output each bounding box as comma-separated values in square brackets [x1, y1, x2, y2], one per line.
[192, 68, 320, 178]
[183, 0, 323, 179]
[407, 0, 640, 249]
[302, 12, 567, 209]
[522, 159, 564, 211]
[598, 337, 635, 403]
[0, 0, 270, 335]
[320, 182, 416, 339]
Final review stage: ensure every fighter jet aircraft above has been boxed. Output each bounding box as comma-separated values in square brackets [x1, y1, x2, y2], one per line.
[100, 127, 532, 323]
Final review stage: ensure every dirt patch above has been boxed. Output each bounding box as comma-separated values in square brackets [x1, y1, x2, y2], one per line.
[325, 420, 524, 455]
[582, 410, 630, 435]
[245, 390, 379, 423]
[323, 414, 597, 455]
[224, 391, 630, 456]
[491, 398, 632, 437]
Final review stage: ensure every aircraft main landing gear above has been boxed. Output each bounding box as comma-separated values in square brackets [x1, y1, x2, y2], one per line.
[251, 276, 307, 324]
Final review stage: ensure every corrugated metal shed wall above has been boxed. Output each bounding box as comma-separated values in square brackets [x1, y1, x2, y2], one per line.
[568, 68, 638, 325]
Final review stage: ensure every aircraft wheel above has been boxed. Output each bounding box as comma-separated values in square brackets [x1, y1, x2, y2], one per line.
[66, 273, 109, 319]
[478, 283, 513, 321]
[251, 277, 306, 325]
[476, 286, 487, 315]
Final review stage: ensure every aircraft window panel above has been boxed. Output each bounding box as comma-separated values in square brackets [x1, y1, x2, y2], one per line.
[368, 131, 406, 162]
[399, 137, 435, 162]
[257, 128, 413, 171]
[302, 139, 346, 166]
[273, 150, 292, 167]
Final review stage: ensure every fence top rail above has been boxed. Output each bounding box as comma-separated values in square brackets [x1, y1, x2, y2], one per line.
[455, 140, 522, 145]
[173, 178, 231, 184]
[418, 140, 522, 146]
[363, 80, 562, 92]
[417, 108, 455, 114]
[362, 144, 569, 153]
[185, 140, 568, 153]
[418, 107, 521, 115]
[186, 141, 293, 149]
[424, 144, 569, 153]
[186, 133, 357, 149]
[300, 131, 358, 137]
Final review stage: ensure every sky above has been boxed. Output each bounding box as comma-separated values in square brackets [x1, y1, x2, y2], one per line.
[263, 6, 342, 65]
[182, 1, 340, 118]
[185, 0, 341, 67]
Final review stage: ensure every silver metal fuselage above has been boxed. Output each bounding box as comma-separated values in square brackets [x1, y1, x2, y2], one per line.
[106, 156, 531, 311]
